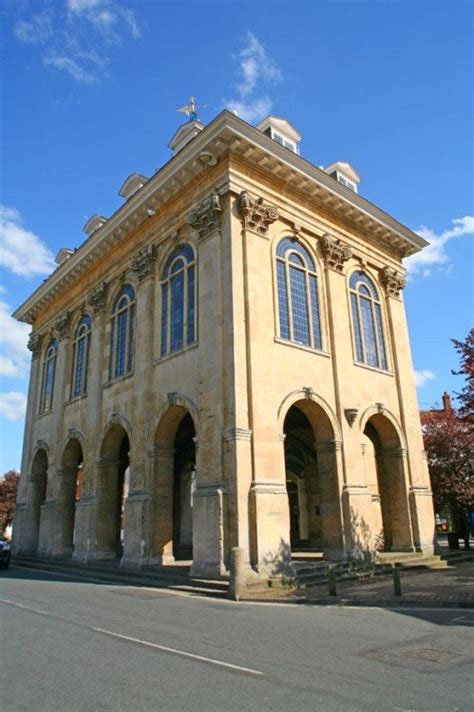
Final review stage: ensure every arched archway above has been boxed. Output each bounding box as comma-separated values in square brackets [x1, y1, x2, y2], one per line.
[97, 424, 130, 558]
[56, 438, 83, 557]
[362, 413, 413, 551]
[283, 399, 344, 559]
[28, 448, 48, 552]
[151, 405, 196, 565]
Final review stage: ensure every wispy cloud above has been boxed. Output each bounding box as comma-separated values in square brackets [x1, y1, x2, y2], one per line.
[0, 392, 27, 422]
[224, 32, 282, 123]
[414, 369, 435, 388]
[0, 205, 55, 277]
[405, 216, 474, 277]
[0, 298, 30, 378]
[11, 0, 141, 83]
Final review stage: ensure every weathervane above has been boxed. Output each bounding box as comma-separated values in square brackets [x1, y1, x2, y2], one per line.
[177, 96, 205, 122]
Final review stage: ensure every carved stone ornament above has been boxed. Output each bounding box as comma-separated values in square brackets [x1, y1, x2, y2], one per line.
[88, 281, 109, 314]
[344, 408, 358, 427]
[303, 386, 315, 400]
[237, 190, 279, 236]
[27, 331, 43, 359]
[129, 244, 156, 282]
[376, 402, 385, 414]
[380, 266, 406, 298]
[187, 191, 222, 239]
[167, 391, 178, 407]
[320, 234, 353, 272]
[53, 312, 71, 340]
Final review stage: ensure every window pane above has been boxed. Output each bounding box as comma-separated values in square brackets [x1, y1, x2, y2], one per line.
[375, 304, 388, 370]
[309, 275, 322, 350]
[170, 258, 185, 275]
[73, 337, 86, 397]
[109, 319, 115, 380]
[360, 297, 378, 367]
[290, 266, 310, 346]
[187, 265, 195, 344]
[276, 238, 315, 271]
[115, 310, 128, 377]
[161, 283, 168, 356]
[277, 261, 290, 340]
[351, 293, 363, 362]
[288, 253, 305, 266]
[128, 303, 135, 371]
[170, 271, 184, 353]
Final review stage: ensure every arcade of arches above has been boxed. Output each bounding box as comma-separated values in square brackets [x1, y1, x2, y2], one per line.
[13, 394, 434, 579]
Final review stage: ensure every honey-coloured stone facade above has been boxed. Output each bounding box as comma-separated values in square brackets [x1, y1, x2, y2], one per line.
[12, 111, 436, 580]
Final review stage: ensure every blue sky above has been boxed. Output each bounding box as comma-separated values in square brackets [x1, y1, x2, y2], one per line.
[0, 0, 472, 473]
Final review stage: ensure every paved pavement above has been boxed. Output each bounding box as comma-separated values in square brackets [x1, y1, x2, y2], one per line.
[1, 565, 473, 711]
[283, 561, 474, 608]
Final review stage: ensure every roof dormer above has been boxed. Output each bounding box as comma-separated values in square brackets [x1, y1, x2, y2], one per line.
[257, 116, 301, 155]
[119, 173, 148, 200]
[55, 248, 74, 266]
[168, 119, 205, 153]
[83, 214, 108, 237]
[324, 161, 361, 193]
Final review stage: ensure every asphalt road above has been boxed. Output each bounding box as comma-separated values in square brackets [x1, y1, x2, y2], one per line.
[1, 566, 473, 712]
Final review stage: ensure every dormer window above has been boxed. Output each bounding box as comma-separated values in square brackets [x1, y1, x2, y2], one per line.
[337, 174, 357, 192]
[324, 161, 361, 194]
[257, 116, 301, 155]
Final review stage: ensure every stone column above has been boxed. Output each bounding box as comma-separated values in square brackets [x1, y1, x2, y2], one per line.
[381, 268, 436, 554]
[149, 445, 175, 565]
[222, 428, 253, 566]
[315, 441, 346, 559]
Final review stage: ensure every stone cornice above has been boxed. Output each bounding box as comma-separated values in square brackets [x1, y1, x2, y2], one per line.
[13, 111, 427, 324]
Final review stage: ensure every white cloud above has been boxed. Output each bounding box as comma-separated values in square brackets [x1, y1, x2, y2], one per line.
[0, 299, 30, 378]
[405, 216, 474, 277]
[0, 205, 55, 277]
[12, 1, 141, 83]
[414, 370, 436, 388]
[224, 33, 282, 124]
[0, 392, 27, 422]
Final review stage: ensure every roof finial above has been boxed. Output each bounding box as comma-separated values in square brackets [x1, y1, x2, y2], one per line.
[177, 96, 205, 122]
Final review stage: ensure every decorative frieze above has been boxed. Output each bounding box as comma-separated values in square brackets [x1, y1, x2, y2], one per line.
[27, 332, 43, 359]
[129, 244, 156, 282]
[380, 266, 406, 298]
[187, 191, 222, 239]
[237, 190, 279, 236]
[53, 312, 71, 340]
[88, 281, 109, 314]
[320, 234, 352, 272]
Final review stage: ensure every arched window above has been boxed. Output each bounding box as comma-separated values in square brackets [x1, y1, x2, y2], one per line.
[276, 237, 322, 350]
[160, 244, 196, 357]
[109, 285, 136, 379]
[71, 315, 91, 398]
[40, 339, 58, 413]
[349, 271, 388, 370]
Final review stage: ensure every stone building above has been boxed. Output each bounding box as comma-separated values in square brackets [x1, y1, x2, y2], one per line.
[12, 111, 436, 579]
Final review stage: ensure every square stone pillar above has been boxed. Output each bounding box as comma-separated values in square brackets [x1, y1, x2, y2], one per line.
[37, 499, 57, 557]
[121, 489, 152, 568]
[149, 445, 175, 566]
[93, 458, 120, 560]
[72, 495, 98, 562]
[249, 478, 294, 578]
[315, 441, 346, 559]
[409, 485, 436, 555]
[191, 482, 226, 579]
[51, 467, 77, 558]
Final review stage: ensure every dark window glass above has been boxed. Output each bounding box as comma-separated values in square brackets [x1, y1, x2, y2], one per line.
[161, 245, 196, 357]
[349, 271, 388, 370]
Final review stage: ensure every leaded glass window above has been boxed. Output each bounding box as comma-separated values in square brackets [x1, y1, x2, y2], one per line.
[109, 285, 135, 379]
[160, 245, 196, 357]
[349, 271, 388, 370]
[276, 238, 322, 349]
[71, 315, 91, 398]
[40, 339, 58, 413]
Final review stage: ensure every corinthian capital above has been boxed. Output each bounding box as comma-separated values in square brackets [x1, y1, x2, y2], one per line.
[237, 190, 279, 236]
[320, 234, 352, 272]
[53, 312, 71, 340]
[27, 332, 43, 359]
[187, 191, 222, 239]
[380, 267, 406, 297]
[129, 244, 156, 282]
[88, 281, 109, 314]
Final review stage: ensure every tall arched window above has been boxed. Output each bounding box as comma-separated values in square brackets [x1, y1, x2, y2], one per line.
[160, 244, 196, 357]
[276, 237, 322, 350]
[71, 315, 91, 398]
[109, 285, 136, 380]
[349, 271, 388, 370]
[40, 339, 58, 413]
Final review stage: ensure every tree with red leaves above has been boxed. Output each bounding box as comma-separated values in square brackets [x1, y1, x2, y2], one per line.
[0, 470, 20, 537]
[452, 328, 474, 423]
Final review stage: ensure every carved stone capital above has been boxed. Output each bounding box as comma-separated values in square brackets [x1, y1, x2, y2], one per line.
[27, 332, 43, 359]
[380, 266, 406, 298]
[320, 234, 352, 272]
[129, 244, 156, 282]
[53, 312, 71, 340]
[237, 190, 279, 236]
[88, 281, 109, 314]
[187, 191, 222, 239]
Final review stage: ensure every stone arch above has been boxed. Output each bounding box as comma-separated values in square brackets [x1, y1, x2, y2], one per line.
[158, 239, 198, 277]
[279, 392, 344, 559]
[96, 420, 131, 558]
[54, 436, 84, 557]
[28, 447, 49, 553]
[150, 400, 198, 564]
[360, 408, 413, 552]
